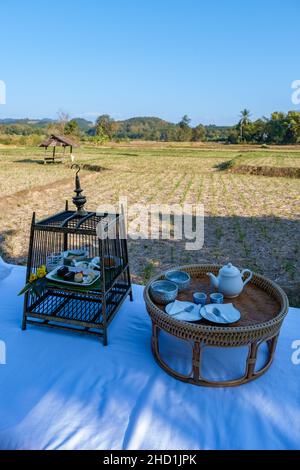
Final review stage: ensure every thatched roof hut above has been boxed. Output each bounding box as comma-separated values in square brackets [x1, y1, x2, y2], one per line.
[40, 134, 79, 148]
[39, 134, 79, 163]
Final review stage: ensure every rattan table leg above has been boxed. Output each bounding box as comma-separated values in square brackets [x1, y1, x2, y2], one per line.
[267, 334, 279, 358]
[192, 342, 201, 380]
[151, 322, 195, 382]
[246, 342, 259, 379]
[152, 322, 158, 356]
[251, 334, 279, 378]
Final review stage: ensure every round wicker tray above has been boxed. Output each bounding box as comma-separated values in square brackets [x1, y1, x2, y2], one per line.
[144, 264, 289, 387]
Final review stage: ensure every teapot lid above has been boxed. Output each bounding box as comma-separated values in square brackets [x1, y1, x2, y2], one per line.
[219, 263, 240, 277]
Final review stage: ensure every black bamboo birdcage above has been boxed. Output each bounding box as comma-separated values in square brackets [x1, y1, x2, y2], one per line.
[22, 166, 132, 345]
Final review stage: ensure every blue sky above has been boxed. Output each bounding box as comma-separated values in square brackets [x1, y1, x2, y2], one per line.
[0, 0, 299, 125]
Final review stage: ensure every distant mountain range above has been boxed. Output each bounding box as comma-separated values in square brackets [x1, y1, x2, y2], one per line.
[0, 116, 233, 142]
[0, 117, 53, 124]
[0, 117, 93, 129]
[0, 116, 231, 130]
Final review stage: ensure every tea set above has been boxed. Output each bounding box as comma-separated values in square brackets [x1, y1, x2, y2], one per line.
[150, 263, 253, 324]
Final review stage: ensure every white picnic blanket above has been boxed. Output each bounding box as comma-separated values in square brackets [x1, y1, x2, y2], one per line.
[0, 265, 299, 450]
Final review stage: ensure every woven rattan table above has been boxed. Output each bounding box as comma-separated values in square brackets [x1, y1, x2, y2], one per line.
[144, 264, 289, 387]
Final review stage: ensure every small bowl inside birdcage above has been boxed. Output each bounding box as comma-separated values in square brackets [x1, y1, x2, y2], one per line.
[63, 249, 89, 266]
[90, 255, 122, 271]
[46, 252, 64, 272]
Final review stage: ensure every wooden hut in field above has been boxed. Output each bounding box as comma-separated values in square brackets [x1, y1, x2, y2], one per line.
[39, 134, 79, 164]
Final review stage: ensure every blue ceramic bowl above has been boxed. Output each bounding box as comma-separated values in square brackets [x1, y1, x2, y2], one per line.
[193, 292, 207, 306]
[210, 292, 224, 304]
[150, 280, 178, 305]
[165, 270, 190, 292]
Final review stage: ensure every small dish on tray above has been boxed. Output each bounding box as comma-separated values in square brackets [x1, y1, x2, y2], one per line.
[165, 300, 202, 322]
[200, 303, 241, 324]
[46, 266, 100, 287]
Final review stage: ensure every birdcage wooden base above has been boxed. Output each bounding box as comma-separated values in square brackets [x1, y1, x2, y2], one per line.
[144, 264, 289, 387]
[22, 280, 132, 346]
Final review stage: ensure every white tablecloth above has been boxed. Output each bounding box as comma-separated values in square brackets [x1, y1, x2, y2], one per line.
[0, 265, 299, 450]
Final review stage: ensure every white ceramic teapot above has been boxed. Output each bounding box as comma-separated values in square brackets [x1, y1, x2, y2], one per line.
[207, 263, 253, 298]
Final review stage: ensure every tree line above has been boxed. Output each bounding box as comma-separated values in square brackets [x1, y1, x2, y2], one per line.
[1, 109, 300, 145]
[232, 109, 300, 144]
[66, 110, 300, 145]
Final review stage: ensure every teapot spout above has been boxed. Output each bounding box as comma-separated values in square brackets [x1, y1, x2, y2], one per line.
[207, 272, 219, 289]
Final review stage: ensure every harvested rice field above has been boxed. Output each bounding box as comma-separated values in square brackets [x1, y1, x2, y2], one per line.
[0, 143, 299, 305]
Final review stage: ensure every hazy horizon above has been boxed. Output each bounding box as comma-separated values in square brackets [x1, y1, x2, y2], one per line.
[0, 112, 272, 127]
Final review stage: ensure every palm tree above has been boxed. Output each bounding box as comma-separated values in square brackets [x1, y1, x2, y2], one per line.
[239, 109, 251, 141]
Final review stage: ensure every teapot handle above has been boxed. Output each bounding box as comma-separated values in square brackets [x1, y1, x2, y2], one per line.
[241, 269, 253, 287]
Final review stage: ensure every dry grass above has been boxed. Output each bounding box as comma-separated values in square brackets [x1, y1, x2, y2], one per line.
[0, 143, 299, 306]
[229, 152, 300, 168]
[223, 152, 300, 178]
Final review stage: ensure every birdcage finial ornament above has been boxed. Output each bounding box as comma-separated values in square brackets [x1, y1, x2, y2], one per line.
[71, 164, 87, 216]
